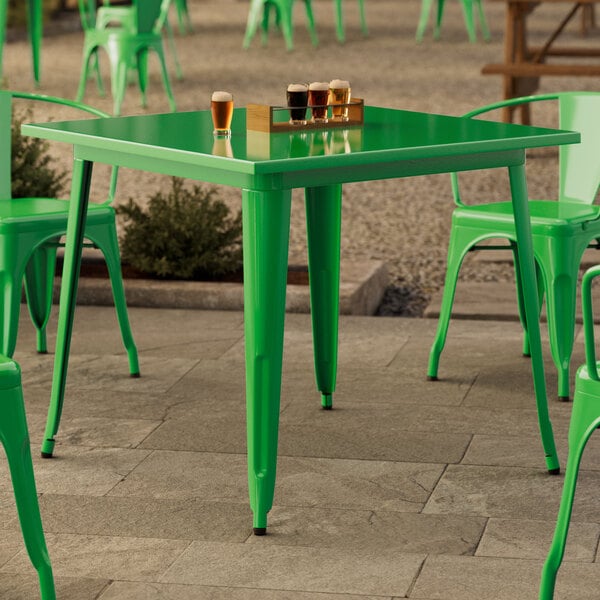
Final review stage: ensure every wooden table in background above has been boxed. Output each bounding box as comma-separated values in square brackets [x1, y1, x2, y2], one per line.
[482, 0, 600, 122]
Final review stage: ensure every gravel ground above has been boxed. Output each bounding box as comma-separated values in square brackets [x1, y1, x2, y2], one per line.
[3, 0, 599, 314]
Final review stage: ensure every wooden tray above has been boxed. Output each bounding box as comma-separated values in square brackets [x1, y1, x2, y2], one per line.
[246, 98, 364, 133]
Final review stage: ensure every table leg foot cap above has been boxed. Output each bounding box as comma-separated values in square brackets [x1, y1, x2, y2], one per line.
[427, 375, 438, 382]
[253, 527, 267, 536]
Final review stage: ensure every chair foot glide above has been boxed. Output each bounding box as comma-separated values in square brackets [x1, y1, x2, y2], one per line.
[426, 375, 438, 381]
[558, 395, 570, 402]
[253, 527, 267, 536]
[321, 393, 333, 409]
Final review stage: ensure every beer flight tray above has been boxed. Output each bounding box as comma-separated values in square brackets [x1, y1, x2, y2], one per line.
[246, 98, 364, 133]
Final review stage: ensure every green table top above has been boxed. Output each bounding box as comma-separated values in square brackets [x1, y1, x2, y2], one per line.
[23, 105, 579, 189]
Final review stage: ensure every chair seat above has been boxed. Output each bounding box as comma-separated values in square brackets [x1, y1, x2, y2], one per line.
[0, 197, 114, 233]
[0, 356, 20, 389]
[454, 200, 600, 232]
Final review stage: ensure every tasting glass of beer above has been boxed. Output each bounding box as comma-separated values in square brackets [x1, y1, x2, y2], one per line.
[287, 83, 308, 125]
[329, 79, 351, 122]
[211, 91, 234, 136]
[308, 82, 329, 123]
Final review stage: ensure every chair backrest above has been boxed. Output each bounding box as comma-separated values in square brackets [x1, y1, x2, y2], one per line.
[0, 90, 118, 203]
[452, 92, 600, 207]
[558, 93, 600, 204]
[134, 0, 171, 33]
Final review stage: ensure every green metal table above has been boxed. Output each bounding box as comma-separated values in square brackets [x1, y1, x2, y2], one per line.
[23, 106, 579, 534]
[0, 0, 42, 84]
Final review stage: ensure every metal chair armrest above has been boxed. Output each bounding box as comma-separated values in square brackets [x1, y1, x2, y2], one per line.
[582, 265, 600, 380]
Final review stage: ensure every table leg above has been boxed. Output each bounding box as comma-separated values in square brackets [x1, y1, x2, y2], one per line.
[41, 158, 93, 458]
[509, 162, 559, 474]
[26, 0, 41, 85]
[242, 188, 292, 535]
[305, 185, 342, 409]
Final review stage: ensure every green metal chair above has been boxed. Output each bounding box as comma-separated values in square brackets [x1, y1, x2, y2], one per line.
[243, 0, 318, 50]
[0, 90, 139, 438]
[0, 355, 55, 599]
[416, 0, 490, 42]
[77, 0, 176, 116]
[539, 264, 600, 598]
[0, 0, 42, 84]
[243, 0, 365, 49]
[427, 92, 600, 402]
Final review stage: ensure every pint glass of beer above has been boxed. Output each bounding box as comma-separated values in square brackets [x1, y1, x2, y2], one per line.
[308, 82, 329, 123]
[211, 91, 234, 136]
[329, 79, 351, 122]
[287, 83, 308, 125]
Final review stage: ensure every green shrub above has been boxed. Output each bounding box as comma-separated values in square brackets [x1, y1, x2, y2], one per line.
[117, 178, 243, 280]
[11, 110, 67, 199]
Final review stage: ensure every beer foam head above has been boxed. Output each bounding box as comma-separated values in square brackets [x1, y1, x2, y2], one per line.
[309, 82, 329, 91]
[287, 83, 308, 92]
[329, 79, 350, 88]
[211, 91, 233, 102]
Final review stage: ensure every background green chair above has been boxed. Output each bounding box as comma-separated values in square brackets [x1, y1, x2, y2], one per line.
[243, 0, 366, 49]
[427, 92, 600, 402]
[0, 0, 42, 84]
[0, 90, 140, 454]
[416, 0, 490, 42]
[77, 0, 176, 116]
[243, 0, 318, 50]
[173, 0, 192, 33]
[539, 264, 600, 598]
[0, 354, 55, 599]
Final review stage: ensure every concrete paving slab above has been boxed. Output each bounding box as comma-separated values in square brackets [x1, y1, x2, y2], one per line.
[2, 533, 190, 581]
[98, 581, 388, 600]
[423, 464, 600, 521]
[476, 518, 600, 562]
[159, 540, 424, 597]
[0, 573, 108, 600]
[244, 506, 486, 555]
[410, 555, 600, 599]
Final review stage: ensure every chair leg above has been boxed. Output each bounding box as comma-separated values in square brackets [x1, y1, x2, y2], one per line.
[434, 0, 446, 39]
[303, 0, 319, 46]
[544, 269, 578, 402]
[512, 244, 544, 358]
[153, 46, 177, 112]
[163, 18, 183, 80]
[460, 0, 477, 42]
[76, 46, 95, 103]
[427, 225, 473, 380]
[416, 0, 435, 41]
[0, 364, 55, 600]
[86, 223, 140, 377]
[358, 0, 368, 35]
[23, 244, 59, 355]
[334, 0, 345, 43]
[243, 0, 266, 48]
[111, 57, 129, 116]
[261, 2, 273, 45]
[475, 0, 490, 40]
[136, 49, 149, 108]
[539, 390, 600, 599]
[26, 0, 42, 85]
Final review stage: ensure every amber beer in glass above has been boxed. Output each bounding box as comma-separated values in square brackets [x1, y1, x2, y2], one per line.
[308, 82, 329, 123]
[287, 83, 308, 125]
[329, 79, 351, 121]
[211, 91, 234, 136]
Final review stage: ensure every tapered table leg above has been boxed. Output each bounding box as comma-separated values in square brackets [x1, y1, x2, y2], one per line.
[42, 158, 93, 458]
[305, 185, 342, 409]
[242, 188, 292, 535]
[509, 162, 559, 473]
